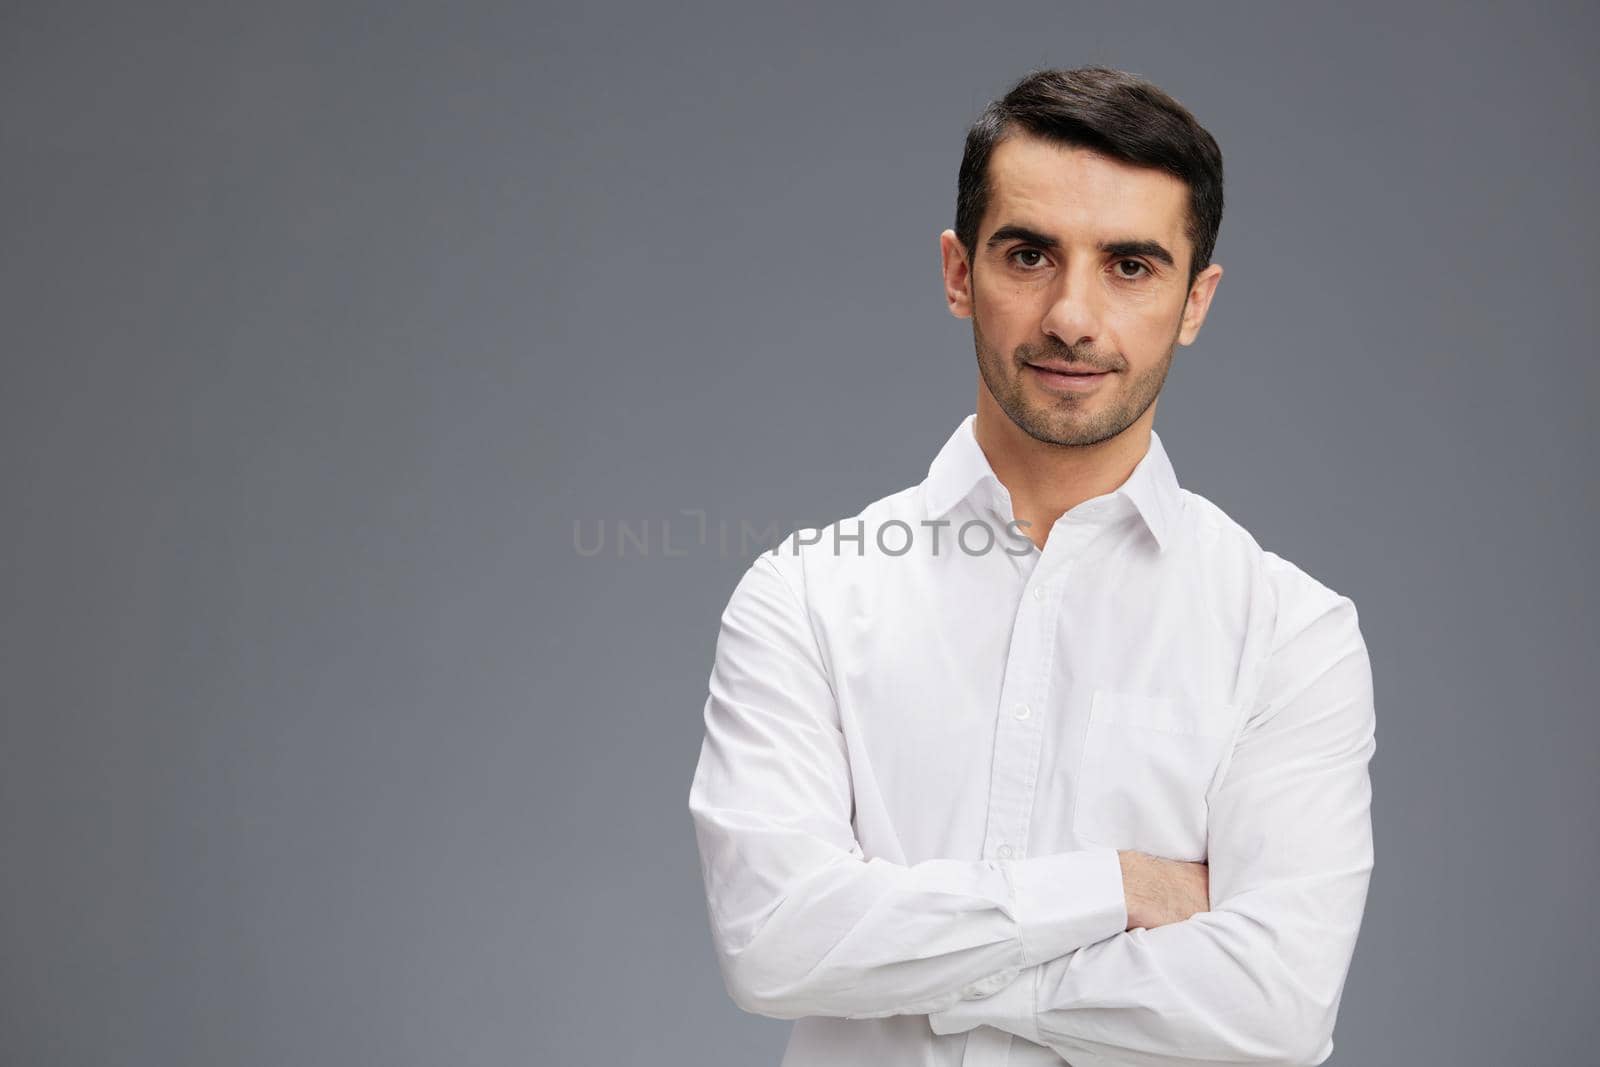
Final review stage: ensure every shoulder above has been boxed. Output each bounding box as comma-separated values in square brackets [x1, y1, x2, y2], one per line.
[1177, 493, 1373, 746]
[1261, 547, 1359, 638]
[751, 480, 927, 599]
[1180, 487, 1358, 618]
[1174, 487, 1369, 708]
[1199, 493, 1370, 712]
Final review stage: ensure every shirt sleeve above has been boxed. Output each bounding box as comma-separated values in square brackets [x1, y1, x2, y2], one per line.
[688, 553, 1129, 1021]
[927, 581, 1377, 1066]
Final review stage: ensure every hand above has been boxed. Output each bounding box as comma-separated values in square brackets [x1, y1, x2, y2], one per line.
[1118, 850, 1210, 930]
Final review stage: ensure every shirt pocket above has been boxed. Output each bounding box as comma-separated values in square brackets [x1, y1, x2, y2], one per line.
[1071, 688, 1241, 862]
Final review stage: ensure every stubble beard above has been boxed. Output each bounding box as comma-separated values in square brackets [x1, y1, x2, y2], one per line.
[972, 305, 1176, 448]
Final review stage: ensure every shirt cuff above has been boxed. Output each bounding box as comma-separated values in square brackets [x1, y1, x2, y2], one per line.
[928, 966, 1041, 1045]
[1005, 846, 1127, 967]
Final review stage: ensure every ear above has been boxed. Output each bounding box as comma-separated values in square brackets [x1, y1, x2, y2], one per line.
[939, 229, 974, 320]
[1177, 263, 1223, 346]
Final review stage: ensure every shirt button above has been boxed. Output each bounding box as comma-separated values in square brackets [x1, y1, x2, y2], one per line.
[997, 844, 1014, 859]
[1013, 702, 1032, 720]
[1032, 586, 1045, 602]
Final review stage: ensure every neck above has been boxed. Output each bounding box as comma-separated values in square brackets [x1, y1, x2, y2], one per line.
[973, 388, 1154, 549]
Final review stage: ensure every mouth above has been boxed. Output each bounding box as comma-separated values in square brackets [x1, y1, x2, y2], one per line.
[1026, 362, 1113, 393]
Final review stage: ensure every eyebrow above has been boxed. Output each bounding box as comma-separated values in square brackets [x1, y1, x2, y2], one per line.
[984, 224, 1176, 268]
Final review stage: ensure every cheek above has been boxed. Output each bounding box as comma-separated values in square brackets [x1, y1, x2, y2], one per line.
[975, 286, 1040, 343]
[985, 278, 1056, 327]
[1107, 293, 1184, 349]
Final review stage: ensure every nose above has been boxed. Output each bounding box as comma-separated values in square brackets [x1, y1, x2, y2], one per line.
[1038, 259, 1104, 350]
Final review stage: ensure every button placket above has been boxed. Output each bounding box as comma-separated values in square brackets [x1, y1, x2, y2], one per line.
[993, 524, 1103, 860]
[981, 563, 1065, 864]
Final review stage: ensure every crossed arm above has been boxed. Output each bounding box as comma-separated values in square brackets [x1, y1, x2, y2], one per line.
[688, 553, 1376, 1064]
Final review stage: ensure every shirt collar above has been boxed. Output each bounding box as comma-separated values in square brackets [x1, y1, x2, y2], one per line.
[923, 413, 1181, 553]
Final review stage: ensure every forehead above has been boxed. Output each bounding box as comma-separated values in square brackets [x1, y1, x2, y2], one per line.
[984, 134, 1189, 247]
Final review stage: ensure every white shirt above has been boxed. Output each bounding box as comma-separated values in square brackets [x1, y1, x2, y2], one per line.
[688, 414, 1376, 1066]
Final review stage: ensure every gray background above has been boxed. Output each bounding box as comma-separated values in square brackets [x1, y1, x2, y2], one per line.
[3, 2, 1596, 1064]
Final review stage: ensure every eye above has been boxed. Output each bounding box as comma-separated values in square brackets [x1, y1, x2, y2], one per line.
[1113, 258, 1151, 280]
[1009, 248, 1048, 270]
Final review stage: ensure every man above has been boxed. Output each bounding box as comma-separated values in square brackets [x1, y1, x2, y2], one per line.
[687, 66, 1375, 1067]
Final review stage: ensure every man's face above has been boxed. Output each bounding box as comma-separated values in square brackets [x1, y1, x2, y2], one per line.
[940, 134, 1223, 447]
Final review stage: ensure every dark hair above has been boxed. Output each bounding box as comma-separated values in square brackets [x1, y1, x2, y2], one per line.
[955, 66, 1224, 287]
